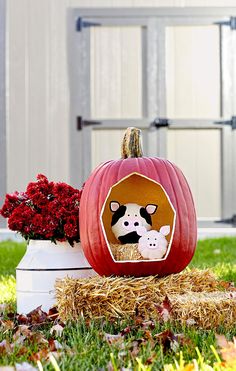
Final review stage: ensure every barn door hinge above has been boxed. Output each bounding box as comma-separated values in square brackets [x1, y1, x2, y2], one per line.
[76, 17, 101, 32]
[215, 116, 236, 129]
[150, 118, 170, 129]
[77, 116, 102, 131]
[216, 214, 236, 226]
[215, 16, 236, 30]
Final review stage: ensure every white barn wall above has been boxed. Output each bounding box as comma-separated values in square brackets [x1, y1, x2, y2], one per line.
[6, 0, 236, 193]
[7, 0, 70, 192]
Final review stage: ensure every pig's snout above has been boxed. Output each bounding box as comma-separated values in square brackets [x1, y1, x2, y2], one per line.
[147, 241, 157, 248]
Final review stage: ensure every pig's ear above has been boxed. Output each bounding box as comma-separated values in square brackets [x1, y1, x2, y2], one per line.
[160, 225, 170, 236]
[136, 226, 147, 237]
[146, 204, 158, 215]
[110, 201, 120, 212]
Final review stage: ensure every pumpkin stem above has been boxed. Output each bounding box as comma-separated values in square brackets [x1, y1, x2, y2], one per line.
[121, 127, 143, 159]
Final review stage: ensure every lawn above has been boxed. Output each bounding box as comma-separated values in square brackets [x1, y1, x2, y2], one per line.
[0, 237, 236, 370]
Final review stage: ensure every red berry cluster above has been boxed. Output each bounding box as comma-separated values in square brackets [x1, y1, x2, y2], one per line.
[0, 174, 82, 246]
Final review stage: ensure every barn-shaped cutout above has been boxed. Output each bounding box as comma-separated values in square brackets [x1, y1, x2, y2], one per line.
[100, 172, 176, 263]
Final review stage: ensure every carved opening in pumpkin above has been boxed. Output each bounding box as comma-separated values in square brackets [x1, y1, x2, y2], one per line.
[100, 172, 176, 263]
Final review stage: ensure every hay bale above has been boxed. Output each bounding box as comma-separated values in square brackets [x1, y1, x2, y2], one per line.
[171, 292, 236, 329]
[110, 243, 144, 261]
[55, 269, 236, 329]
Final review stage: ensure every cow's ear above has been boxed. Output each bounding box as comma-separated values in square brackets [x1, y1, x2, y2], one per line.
[110, 201, 120, 212]
[160, 225, 170, 236]
[146, 204, 158, 215]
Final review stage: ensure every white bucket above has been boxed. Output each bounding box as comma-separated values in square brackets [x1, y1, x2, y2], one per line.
[16, 240, 96, 314]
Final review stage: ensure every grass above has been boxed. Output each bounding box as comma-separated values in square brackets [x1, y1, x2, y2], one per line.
[0, 237, 236, 370]
[0, 241, 26, 304]
[190, 237, 236, 283]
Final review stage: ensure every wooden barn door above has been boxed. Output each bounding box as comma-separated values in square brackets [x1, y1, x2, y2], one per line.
[68, 14, 150, 186]
[68, 8, 236, 225]
[154, 17, 236, 223]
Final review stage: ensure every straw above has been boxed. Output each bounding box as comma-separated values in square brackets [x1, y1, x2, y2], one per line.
[110, 243, 144, 261]
[55, 269, 236, 329]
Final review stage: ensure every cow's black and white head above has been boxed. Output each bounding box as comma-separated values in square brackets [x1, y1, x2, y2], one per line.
[110, 202, 158, 244]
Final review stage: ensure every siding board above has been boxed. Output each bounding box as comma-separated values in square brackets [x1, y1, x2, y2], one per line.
[0, 0, 6, 226]
[6, 0, 235, 195]
[27, 0, 49, 180]
[7, 0, 29, 192]
[67, 0, 236, 6]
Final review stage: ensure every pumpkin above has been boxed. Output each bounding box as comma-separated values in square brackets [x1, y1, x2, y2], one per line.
[80, 127, 197, 277]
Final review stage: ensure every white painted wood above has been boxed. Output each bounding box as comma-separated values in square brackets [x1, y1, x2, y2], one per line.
[232, 25, 236, 219]
[222, 27, 233, 117]
[47, 0, 70, 183]
[92, 129, 125, 168]
[233, 130, 236, 217]
[233, 32, 236, 115]
[27, 1, 50, 181]
[0, 0, 6, 227]
[167, 129, 221, 218]
[7, 0, 29, 192]
[166, 25, 220, 119]
[91, 128, 149, 169]
[7, 0, 70, 194]
[68, 0, 236, 7]
[6, 0, 235, 204]
[90, 26, 142, 119]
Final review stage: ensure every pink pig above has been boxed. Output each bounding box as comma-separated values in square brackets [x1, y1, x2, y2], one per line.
[137, 226, 170, 260]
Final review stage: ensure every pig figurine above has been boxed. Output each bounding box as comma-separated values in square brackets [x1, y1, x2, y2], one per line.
[138, 226, 170, 260]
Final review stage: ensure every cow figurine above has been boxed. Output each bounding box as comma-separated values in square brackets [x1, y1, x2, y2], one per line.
[110, 201, 158, 244]
[138, 226, 170, 260]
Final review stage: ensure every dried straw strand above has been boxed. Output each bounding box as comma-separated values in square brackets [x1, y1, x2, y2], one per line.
[55, 269, 236, 329]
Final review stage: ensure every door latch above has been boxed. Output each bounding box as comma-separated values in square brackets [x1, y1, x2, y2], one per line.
[214, 116, 236, 130]
[77, 116, 102, 131]
[151, 118, 170, 128]
[76, 17, 101, 32]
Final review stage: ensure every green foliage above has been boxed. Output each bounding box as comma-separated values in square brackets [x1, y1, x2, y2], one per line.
[0, 237, 236, 370]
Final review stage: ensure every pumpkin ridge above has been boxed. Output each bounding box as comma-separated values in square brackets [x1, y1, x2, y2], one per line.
[168, 160, 197, 260]
[166, 158, 197, 267]
[81, 165, 102, 273]
[143, 157, 159, 180]
[148, 158, 180, 274]
[164, 159, 191, 258]
[100, 160, 124, 272]
[96, 161, 119, 274]
[167, 159, 197, 221]
[83, 161, 114, 275]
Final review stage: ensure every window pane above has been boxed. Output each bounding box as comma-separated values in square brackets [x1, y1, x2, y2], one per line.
[166, 25, 220, 119]
[90, 26, 143, 119]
